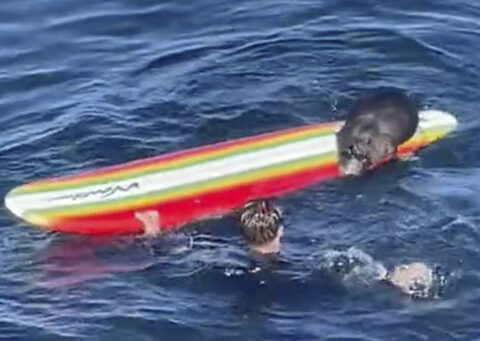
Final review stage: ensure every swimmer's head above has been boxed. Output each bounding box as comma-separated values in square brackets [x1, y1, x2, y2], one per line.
[384, 262, 448, 299]
[239, 200, 283, 254]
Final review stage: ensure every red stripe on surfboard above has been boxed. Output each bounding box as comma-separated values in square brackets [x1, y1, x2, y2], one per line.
[367, 140, 427, 169]
[28, 123, 336, 186]
[47, 163, 340, 235]
[397, 139, 427, 156]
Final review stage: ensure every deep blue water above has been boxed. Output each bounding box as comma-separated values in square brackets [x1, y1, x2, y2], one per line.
[1, 0, 479, 340]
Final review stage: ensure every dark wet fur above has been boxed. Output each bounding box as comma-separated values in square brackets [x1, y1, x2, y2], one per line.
[239, 200, 281, 245]
[336, 88, 419, 176]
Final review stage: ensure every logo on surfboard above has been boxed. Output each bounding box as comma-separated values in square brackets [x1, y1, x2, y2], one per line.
[49, 182, 140, 202]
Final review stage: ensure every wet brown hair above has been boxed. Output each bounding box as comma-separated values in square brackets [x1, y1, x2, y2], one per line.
[239, 200, 281, 246]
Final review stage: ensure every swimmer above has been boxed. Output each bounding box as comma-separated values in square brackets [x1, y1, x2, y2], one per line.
[336, 88, 419, 176]
[135, 199, 284, 254]
[320, 248, 449, 299]
[238, 200, 283, 255]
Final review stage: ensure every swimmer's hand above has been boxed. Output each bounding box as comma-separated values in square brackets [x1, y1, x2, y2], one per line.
[135, 210, 162, 237]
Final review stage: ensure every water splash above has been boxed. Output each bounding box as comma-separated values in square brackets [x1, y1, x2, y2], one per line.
[318, 247, 388, 286]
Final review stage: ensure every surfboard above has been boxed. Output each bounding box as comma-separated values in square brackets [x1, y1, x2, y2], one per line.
[4, 110, 457, 235]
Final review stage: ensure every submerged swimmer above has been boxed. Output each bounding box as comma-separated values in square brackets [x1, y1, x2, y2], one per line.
[385, 262, 451, 299]
[385, 262, 449, 299]
[238, 200, 283, 255]
[320, 248, 449, 299]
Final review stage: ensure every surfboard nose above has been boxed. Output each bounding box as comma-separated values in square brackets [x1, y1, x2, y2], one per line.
[419, 110, 458, 132]
[440, 111, 458, 129]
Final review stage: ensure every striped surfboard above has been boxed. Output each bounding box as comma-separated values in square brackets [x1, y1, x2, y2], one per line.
[4, 110, 457, 235]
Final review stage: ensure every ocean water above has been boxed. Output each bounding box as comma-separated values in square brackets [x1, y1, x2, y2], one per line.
[1, 0, 479, 340]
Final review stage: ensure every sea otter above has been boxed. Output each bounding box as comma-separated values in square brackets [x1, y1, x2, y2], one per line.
[336, 88, 419, 176]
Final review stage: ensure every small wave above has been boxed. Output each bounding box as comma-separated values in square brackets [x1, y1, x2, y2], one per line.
[137, 45, 213, 75]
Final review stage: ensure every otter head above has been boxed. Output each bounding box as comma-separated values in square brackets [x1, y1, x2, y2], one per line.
[338, 132, 395, 176]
